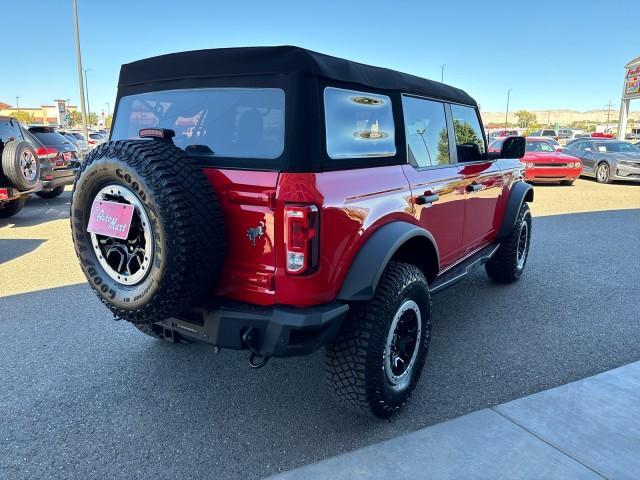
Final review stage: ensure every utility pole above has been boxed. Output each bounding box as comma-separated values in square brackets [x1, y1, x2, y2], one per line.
[72, 0, 89, 142]
[83, 68, 91, 128]
[15, 96, 20, 109]
[505, 89, 512, 130]
[441, 64, 446, 83]
[605, 99, 613, 132]
[105, 102, 110, 116]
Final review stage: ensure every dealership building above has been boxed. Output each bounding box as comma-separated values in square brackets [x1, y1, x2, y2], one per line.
[0, 99, 78, 125]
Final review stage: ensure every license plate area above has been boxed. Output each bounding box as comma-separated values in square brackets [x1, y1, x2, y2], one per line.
[87, 199, 135, 240]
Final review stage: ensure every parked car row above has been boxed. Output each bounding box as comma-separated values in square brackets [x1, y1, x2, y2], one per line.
[489, 135, 640, 185]
[0, 117, 82, 218]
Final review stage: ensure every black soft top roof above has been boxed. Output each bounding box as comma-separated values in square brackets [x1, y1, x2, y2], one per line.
[118, 46, 477, 107]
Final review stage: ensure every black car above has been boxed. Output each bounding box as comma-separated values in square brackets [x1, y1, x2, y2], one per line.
[0, 116, 42, 218]
[26, 126, 80, 198]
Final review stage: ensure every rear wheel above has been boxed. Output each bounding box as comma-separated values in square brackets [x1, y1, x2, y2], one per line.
[326, 261, 431, 418]
[595, 162, 612, 184]
[0, 197, 26, 218]
[486, 202, 531, 283]
[36, 186, 65, 199]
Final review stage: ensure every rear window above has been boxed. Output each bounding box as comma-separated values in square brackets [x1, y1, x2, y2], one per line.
[28, 127, 72, 147]
[111, 88, 285, 160]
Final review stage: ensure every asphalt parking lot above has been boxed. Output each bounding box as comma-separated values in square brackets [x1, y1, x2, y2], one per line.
[1, 179, 639, 479]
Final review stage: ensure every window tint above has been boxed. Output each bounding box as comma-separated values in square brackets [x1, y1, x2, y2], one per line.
[28, 127, 72, 147]
[594, 141, 638, 153]
[324, 87, 395, 159]
[542, 130, 556, 136]
[0, 118, 22, 144]
[112, 88, 285, 160]
[525, 141, 555, 152]
[402, 96, 449, 168]
[450, 104, 486, 162]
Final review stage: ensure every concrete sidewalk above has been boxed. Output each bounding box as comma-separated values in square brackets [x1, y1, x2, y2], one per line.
[270, 362, 640, 480]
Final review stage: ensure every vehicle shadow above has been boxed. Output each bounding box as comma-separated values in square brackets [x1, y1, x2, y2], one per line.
[2, 208, 640, 480]
[0, 238, 46, 264]
[0, 192, 71, 229]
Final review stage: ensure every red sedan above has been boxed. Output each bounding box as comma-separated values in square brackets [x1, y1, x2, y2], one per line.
[490, 137, 582, 185]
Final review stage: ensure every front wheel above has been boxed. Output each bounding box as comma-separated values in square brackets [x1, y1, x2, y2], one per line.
[326, 261, 432, 418]
[595, 162, 612, 184]
[485, 202, 532, 283]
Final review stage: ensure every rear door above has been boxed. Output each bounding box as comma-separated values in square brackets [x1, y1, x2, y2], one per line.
[449, 104, 505, 253]
[400, 95, 465, 269]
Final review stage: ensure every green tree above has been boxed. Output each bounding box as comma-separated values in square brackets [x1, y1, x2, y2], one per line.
[514, 110, 537, 128]
[88, 112, 98, 126]
[8, 110, 34, 124]
[436, 127, 450, 165]
[105, 114, 113, 129]
[453, 120, 482, 148]
[69, 110, 82, 127]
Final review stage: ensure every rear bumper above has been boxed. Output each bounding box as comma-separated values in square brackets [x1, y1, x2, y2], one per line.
[42, 167, 78, 190]
[0, 181, 43, 202]
[155, 300, 349, 357]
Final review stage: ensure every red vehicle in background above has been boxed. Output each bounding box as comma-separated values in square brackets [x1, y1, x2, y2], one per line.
[591, 132, 615, 139]
[490, 137, 582, 185]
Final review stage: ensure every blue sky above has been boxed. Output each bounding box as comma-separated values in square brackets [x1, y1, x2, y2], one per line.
[2, 0, 637, 114]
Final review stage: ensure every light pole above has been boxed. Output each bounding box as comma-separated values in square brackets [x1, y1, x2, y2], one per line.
[105, 102, 110, 116]
[505, 89, 512, 130]
[15, 96, 20, 109]
[72, 0, 89, 141]
[441, 64, 446, 83]
[83, 68, 92, 127]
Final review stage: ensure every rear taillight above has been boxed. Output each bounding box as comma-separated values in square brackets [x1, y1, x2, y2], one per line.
[35, 147, 57, 159]
[284, 204, 319, 275]
[0, 188, 8, 200]
[88, 140, 96, 145]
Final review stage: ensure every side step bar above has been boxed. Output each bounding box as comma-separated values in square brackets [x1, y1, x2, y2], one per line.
[430, 243, 500, 294]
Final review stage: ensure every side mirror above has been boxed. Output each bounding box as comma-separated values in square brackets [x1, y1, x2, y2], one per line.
[500, 136, 526, 159]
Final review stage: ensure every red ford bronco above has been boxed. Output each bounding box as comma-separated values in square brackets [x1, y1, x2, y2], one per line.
[71, 46, 532, 417]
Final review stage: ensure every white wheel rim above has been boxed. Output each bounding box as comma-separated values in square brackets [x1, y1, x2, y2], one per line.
[89, 184, 154, 286]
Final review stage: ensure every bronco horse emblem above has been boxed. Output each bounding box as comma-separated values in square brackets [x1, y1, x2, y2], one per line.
[246, 221, 266, 247]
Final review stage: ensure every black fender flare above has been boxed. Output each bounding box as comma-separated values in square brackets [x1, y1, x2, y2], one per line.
[497, 181, 534, 238]
[337, 222, 439, 302]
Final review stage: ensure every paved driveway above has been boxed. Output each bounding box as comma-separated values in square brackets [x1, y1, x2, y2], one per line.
[1, 181, 639, 479]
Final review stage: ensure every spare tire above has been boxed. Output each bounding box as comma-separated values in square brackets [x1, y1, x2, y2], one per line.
[1, 140, 40, 191]
[70, 140, 225, 325]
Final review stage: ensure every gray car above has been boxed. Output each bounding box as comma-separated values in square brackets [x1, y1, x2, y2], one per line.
[563, 139, 640, 184]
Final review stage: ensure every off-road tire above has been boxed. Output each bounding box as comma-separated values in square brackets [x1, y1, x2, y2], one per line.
[326, 261, 432, 418]
[561, 180, 574, 186]
[485, 202, 531, 283]
[0, 197, 26, 218]
[71, 140, 225, 326]
[1, 140, 40, 191]
[36, 186, 65, 199]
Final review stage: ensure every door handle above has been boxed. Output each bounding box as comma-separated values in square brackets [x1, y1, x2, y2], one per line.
[416, 193, 440, 205]
[466, 183, 483, 193]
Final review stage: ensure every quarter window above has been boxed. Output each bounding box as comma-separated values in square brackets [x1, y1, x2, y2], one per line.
[324, 87, 396, 159]
[450, 104, 486, 162]
[402, 96, 450, 168]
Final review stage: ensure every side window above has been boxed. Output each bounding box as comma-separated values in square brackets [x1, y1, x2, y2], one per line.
[401, 96, 450, 168]
[324, 87, 396, 159]
[581, 142, 593, 152]
[450, 104, 486, 162]
[0, 119, 22, 144]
